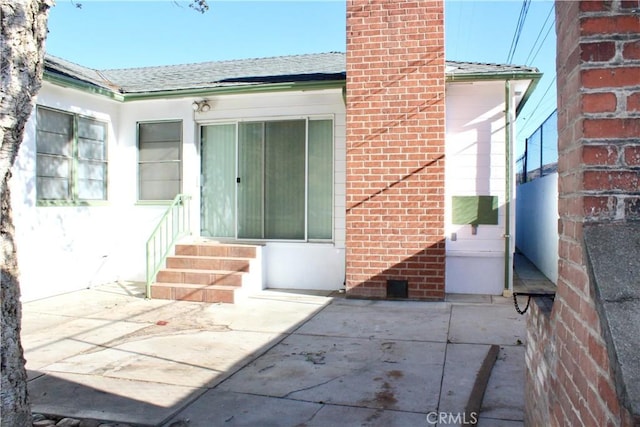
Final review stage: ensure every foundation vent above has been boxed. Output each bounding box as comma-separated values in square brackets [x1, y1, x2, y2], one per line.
[387, 279, 408, 298]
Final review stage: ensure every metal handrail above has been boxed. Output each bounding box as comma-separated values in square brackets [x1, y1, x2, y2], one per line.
[145, 194, 192, 298]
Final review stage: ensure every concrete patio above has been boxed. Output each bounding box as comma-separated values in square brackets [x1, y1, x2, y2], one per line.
[22, 283, 528, 426]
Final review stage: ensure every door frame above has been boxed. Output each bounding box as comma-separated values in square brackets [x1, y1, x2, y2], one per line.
[198, 115, 336, 242]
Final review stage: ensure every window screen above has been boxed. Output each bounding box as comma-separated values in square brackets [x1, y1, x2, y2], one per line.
[138, 121, 182, 201]
[36, 107, 107, 202]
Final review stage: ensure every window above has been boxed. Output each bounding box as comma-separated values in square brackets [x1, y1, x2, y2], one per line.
[200, 118, 333, 241]
[137, 121, 182, 201]
[36, 106, 108, 203]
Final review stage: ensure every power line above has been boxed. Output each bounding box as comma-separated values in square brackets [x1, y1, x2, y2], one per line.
[524, 3, 555, 65]
[506, 0, 531, 64]
[516, 2, 558, 140]
[518, 107, 556, 140]
[517, 75, 557, 139]
[527, 23, 554, 66]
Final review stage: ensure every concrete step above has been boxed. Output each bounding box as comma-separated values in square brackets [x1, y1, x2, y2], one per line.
[166, 255, 250, 272]
[150, 282, 237, 303]
[175, 243, 257, 258]
[151, 242, 260, 304]
[156, 269, 244, 287]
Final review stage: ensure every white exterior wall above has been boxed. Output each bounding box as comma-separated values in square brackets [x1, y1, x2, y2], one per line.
[10, 83, 170, 301]
[515, 172, 559, 283]
[11, 84, 346, 301]
[193, 90, 346, 290]
[445, 81, 514, 295]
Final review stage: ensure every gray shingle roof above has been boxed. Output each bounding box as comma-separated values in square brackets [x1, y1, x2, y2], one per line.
[446, 60, 539, 76]
[103, 52, 347, 93]
[44, 53, 539, 95]
[45, 55, 118, 91]
[45, 53, 347, 94]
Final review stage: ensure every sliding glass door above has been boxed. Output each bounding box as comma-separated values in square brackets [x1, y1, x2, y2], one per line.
[201, 118, 333, 241]
[200, 124, 236, 237]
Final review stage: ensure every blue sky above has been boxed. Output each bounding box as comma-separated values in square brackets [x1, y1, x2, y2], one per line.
[45, 0, 557, 156]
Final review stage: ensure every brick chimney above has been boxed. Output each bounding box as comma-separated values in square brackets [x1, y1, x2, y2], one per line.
[345, 0, 446, 299]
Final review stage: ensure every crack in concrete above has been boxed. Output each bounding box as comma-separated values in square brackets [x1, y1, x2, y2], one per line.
[258, 364, 275, 373]
[283, 376, 343, 398]
[297, 403, 324, 427]
[78, 323, 232, 355]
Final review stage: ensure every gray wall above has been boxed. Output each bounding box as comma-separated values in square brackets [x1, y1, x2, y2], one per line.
[515, 173, 558, 283]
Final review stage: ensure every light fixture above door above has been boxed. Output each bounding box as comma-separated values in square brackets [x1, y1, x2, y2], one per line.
[192, 100, 211, 112]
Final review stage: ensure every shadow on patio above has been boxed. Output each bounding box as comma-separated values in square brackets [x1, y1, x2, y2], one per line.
[23, 281, 528, 426]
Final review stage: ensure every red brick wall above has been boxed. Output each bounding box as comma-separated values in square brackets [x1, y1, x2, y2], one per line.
[345, 0, 446, 300]
[525, 299, 554, 426]
[525, 1, 639, 425]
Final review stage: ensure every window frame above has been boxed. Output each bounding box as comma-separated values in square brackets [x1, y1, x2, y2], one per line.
[35, 105, 109, 206]
[200, 115, 335, 242]
[136, 119, 183, 203]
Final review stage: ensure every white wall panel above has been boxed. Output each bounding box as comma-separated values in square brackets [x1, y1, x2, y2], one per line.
[445, 80, 513, 294]
[264, 243, 345, 290]
[515, 173, 558, 283]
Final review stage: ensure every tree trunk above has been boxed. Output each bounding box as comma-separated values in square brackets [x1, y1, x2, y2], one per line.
[0, 1, 52, 426]
[0, 184, 31, 427]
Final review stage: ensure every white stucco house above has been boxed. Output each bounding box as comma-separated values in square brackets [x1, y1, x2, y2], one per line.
[10, 52, 539, 302]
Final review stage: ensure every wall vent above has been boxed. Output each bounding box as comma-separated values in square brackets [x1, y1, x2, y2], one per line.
[387, 280, 408, 298]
